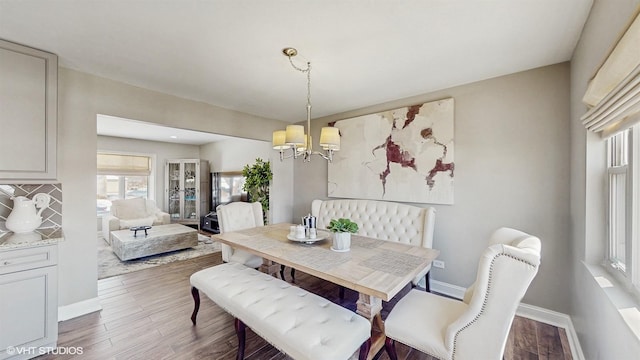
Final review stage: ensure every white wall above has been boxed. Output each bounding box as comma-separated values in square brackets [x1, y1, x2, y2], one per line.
[97, 135, 200, 210]
[569, 0, 640, 358]
[200, 137, 268, 172]
[293, 63, 572, 313]
[268, 153, 295, 224]
[57, 68, 290, 310]
[199, 137, 294, 224]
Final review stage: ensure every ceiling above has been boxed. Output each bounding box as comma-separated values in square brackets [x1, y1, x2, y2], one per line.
[97, 115, 235, 145]
[0, 0, 593, 127]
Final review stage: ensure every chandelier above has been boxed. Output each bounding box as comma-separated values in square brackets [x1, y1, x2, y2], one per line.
[272, 47, 340, 162]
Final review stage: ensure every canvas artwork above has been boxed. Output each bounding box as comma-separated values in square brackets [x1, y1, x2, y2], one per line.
[328, 98, 454, 204]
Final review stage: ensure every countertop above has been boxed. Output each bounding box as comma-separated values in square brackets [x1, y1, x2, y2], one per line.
[0, 228, 64, 250]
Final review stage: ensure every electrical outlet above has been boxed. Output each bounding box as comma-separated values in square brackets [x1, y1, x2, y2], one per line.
[433, 260, 445, 269]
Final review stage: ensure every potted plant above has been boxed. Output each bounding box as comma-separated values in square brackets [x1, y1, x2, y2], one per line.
[326, 218, 359, 252]
[242, 158, 272, 223]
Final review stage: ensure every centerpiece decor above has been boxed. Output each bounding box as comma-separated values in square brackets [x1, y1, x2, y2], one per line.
[326, 218, 359, 252]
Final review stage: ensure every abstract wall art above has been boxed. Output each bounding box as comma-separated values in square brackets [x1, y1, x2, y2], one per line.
[328, 98, 454, 204]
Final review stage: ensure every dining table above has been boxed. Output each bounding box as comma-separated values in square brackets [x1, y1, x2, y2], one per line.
[212, 222, 439, 359]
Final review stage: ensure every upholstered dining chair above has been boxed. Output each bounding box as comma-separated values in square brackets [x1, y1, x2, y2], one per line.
[384, 227, 542, 360]
[216, 202, 264, 269]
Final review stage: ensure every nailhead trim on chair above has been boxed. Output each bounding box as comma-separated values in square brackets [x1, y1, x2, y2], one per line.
[451, 253, 538, 360]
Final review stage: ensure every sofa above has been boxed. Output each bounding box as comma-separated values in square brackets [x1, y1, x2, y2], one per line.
[102, 197, 171, 244]
[311, 198, 436, 289]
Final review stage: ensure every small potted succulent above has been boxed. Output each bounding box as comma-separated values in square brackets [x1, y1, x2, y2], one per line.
[326, 218, 359, 252]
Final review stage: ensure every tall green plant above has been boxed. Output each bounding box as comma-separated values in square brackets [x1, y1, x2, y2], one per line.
[242, 158, 272, 223]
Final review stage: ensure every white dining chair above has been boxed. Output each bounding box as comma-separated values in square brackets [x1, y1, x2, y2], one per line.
[384, 227, 542, 360]
[216, 201, 264, 269]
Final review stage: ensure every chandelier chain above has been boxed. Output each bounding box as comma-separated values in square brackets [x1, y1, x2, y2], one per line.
[287, 57, 312, 109]
[307, 63, 311, 110]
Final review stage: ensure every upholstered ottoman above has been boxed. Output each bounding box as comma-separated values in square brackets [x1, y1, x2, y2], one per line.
[110, 223, 197, 261]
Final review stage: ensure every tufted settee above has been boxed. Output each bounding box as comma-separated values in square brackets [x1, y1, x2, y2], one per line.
[311, 198, 436, 289]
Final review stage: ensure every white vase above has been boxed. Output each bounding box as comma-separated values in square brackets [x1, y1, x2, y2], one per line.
[332, 232, 351, 252]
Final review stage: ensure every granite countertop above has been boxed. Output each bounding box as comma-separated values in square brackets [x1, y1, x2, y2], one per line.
[0, 228, 64, 250]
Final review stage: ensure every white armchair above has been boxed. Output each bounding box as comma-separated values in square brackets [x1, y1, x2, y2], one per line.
[216, 201, 264, 269]
[101, 197, 170, 244]
[384, 227, 542, 360]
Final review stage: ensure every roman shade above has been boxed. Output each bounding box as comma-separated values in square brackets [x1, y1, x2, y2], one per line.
[582, 11, 640, 137]
[97, 153, 151, 175]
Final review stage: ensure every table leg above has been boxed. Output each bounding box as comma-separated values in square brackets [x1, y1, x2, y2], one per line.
[357, 293, 385, 360]
[260, 259, 280, 277]
[356, 293, 382, 319]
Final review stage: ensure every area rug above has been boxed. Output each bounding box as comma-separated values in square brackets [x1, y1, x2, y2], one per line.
[97, 232, 221, 279]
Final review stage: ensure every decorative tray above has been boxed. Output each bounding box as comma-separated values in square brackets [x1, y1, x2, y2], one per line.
[287, 230, 331, 244]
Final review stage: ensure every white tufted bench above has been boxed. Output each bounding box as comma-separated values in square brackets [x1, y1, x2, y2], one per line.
[312, 198, 436, 290]
[190, 262, 372, 360]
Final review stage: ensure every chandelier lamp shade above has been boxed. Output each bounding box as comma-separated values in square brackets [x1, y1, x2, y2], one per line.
[272, 47, 340, 162]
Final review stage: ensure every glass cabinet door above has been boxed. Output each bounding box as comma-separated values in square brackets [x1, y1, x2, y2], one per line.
[166, 159, 201, 223]
[183, 161, 197, 221]
[167, 162, 181, 220]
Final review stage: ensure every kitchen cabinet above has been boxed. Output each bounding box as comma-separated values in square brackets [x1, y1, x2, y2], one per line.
[0, 235, 61, 360]
[165, 159, 209, 227]
[0, 40, 57, 181]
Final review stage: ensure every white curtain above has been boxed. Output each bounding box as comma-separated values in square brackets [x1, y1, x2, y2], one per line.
[582, 11, 640, 138]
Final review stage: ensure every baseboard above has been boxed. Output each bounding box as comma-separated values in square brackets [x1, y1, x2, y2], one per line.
[516, 303, 585, 360]
[58, 297, 102, 322]
[516, 302, 569, 328]
[430, 279, 466, 299]
[430, 280, 585, 360]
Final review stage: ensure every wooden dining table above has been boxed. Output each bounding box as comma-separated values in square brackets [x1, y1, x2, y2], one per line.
[212, 222, 439, 359]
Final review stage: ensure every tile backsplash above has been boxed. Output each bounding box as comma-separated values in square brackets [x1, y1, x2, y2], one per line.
[0, 184, 63, 233]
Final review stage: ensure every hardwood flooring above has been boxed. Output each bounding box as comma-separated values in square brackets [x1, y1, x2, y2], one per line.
[37, 253, 573, 360]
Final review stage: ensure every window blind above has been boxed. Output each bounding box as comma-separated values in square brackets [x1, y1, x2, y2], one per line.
[97, 153, 151, 175]
[582, 11, 640, 138]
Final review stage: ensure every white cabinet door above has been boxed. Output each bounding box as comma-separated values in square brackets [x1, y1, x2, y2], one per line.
[0, 265, 58, 360]
[0, 40, 57, 180]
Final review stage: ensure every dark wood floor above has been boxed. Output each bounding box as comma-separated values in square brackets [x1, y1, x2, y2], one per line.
[37, 253, 573, 360]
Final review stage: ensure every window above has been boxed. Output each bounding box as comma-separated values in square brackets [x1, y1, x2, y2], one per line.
[584, 11, 640, 294]
[607, 129, 629, 272]
[606, 126, 640, 293]
[97, 153, 152, 216]
[211, 172, 247, 211]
